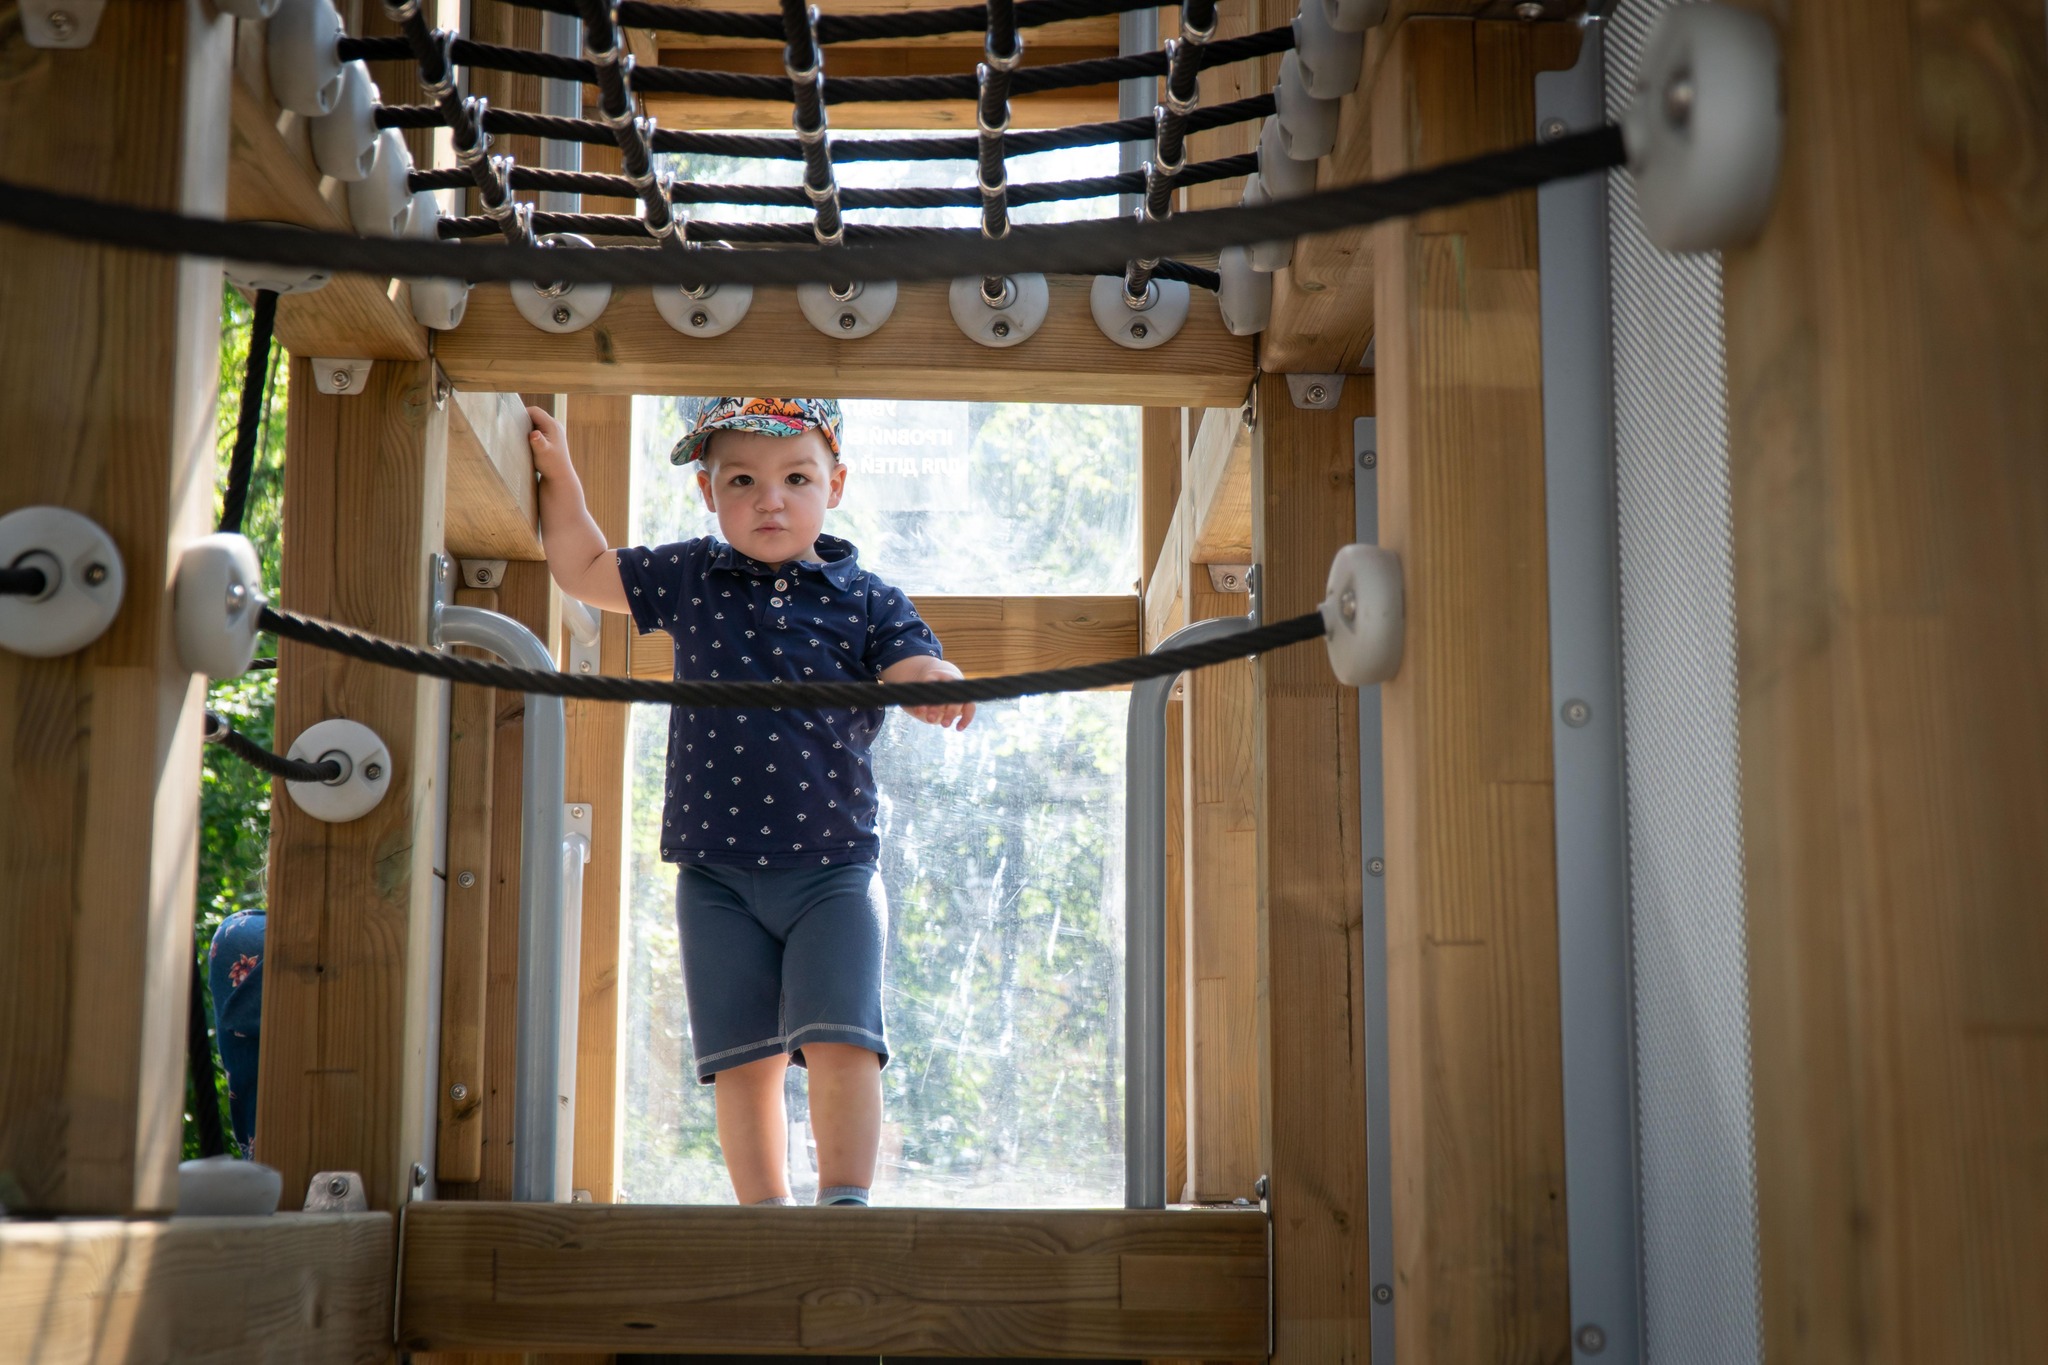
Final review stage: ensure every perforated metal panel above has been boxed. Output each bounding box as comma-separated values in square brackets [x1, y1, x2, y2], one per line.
[1604, 5, 1763, 1361]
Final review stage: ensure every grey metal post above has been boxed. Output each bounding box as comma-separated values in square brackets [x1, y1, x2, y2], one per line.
[540, 12, 582, 215]
[1124, 613, 1254, 1209]
[1116, 6, 1159, 218]
[1535, 23, 1645, 1365]
[436, 604, 570, 1203]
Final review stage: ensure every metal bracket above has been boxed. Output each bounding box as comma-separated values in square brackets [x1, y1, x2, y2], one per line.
[1285, 373, 1345, 409]
[1245, 563, 1263, 627]
[1257, 1173, 1275, 1358]
[304, 1170, 369, 1212]
[565, 801, 594, 843]
[1206, 563, 1253, 594]
[312, 358, 373, 396]
[563, 596, 602, 676]
[21, 0, 106, 47]
[459, 558, 508, 590]
[428, 552, 454, 646]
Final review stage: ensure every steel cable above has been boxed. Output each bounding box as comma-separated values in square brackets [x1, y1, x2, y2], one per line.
[499, 0, 1171, 44]
[204, 710, 344, 784]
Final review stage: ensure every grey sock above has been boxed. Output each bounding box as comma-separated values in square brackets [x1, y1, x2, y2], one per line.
[753, 1195, 796, 1206]
[816, 1185, 869, 1206]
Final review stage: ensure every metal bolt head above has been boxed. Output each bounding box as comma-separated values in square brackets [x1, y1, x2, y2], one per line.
[1367, 856, 1386, 877]
[1514, 0, 1544, 18]
[412, 1162, 427, 1189]
[1221, 572, 1239, 590]
[1541, 117, 1570, 142]
[1130, 322, 1149, 341]
[47, 10, 75, 39]
[457, 870, 476, 889]
[838, 312, 858, 331]
[450, 1081, 469, 1102]
[1306, 383, 1328, 405]
[433, 376, 451, 409]
[474, 567, 492, 585]
[327, 1174, 349, 1197]
[1372, 1283, 1393, 1304]
[1576, 1324, 1607, 1355]
[1561, 698, 1592, 728]
[690, 310, 709, 329]
[330, 369, 351, 391]
[1339, 585, 1358, 625]
[1663, 72, 1696, 131]
[578, 659, 593, 673]
[991, 320, 1011, 339]
[363, 761, 383, 781]
[1253, 1174, 1269, 1200]
[83, 562, 107, 586]
[571, 805, 587, 819]
[226, 580, 249, 612]
[1359, 449, 1378, 469]
[552, 305, 573, 326]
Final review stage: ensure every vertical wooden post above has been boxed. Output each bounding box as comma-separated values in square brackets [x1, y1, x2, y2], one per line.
[0, 0, 232, 1216]
[565, 393, 633, 1205]
[261, 357, 448, 1213]
[1371, 18, 1570, 1365]
[436, 593, 497, 1185]
[1182, 581, 1260, 1205]
[1252, 373, 1371, 1361]
[1724, 3, 2048, 1360]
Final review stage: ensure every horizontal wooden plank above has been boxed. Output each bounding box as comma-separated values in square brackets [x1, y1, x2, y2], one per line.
[1186, 402, 1253, 563]
[0, 1213, 394, 1365]
[629, 594, 1140, 680]
[434, 279, 1255, 406]
[397, 1203, 1267, 1358]
[446, 387, 542, 559]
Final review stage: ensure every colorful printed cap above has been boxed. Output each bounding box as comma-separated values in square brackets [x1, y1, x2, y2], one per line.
[669, 396, 844, 465]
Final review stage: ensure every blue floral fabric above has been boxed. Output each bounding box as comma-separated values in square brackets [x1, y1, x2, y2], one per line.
[207, 909, 264, 1157]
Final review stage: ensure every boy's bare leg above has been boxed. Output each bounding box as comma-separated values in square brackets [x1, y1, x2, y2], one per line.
[804, 1042, 882, 1194]
[713, 1054, 791, 1203]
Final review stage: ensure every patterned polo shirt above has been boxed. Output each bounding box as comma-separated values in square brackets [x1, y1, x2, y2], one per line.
[617, 533, 941, 868]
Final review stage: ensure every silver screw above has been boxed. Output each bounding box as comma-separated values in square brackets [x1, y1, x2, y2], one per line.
[1515, 1, 1544, 17]
[327, 1175, 349, 1197]
[83, 563, 107, 586]
[552, 305, 573, 326]
[571, 805, 586, 819]
[433, 376, 451, 409]
[1338, 585, 1358, 625]
[1359, 449, 1378, 469]
[330, 369, 351, 391]
[449, 1082, 469, 1102]
[1541, 117, 1570, 142]
[363, 761, 383, 781]
[1306, 383, 1327, 404]
[992, 320, 1011, 339]
[1561, 698, 1592, 728]
[412, 1162, 427, 1189]
[838, 312, 858, 331]
[578, 659, 593, 673]
[457, 871, 476, 889]
[225, 581, 249, 613]
[1664, 72, 1696, 130]
[1577, 1324, 1607, 1355]
[1130, 322, 1149, 341]
[1367, 856, 1385, 877]
[690, 310, 709, 329]
[1221, 572, 1239, 589]
[46, 10, 75, 39]
[475, 567, 492, 585]
[1373, 1284, 1393, 1304]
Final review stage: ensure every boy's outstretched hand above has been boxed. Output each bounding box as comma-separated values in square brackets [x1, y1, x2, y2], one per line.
[527, 405, 574, 482]
[879, 655, 975, 730]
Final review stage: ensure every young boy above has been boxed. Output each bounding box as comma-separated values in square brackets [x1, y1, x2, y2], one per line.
[526, 396, 972, 1208]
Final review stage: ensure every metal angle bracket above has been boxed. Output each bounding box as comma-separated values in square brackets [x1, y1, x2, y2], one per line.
[565, 800, 594, 843]
[21, 0, 106, 48]
[304, 1170, 369, 1212]
[312, 358, 374, 396]
[1206, 563, 1253, 594]
[460, 558, 509, 591]
[1284, 373, 1345, 409]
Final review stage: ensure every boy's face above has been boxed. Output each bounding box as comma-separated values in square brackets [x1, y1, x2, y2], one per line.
[694, 428, 847, 563]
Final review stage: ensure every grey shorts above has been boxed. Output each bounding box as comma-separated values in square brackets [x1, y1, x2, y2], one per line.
[675, 861, 890, 1083]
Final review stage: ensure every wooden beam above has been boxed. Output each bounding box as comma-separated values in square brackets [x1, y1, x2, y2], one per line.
[564, 393, 634, 1206]
[260, 357, 450, 1215]
[228, 29, 428, 362]
[436, 588, 498, 1186]
[1723, 2, 2048, 1361]
[1144, 502, 1189, 649]
[434, 280, 1254, 406]
[629, 593, 1139, 680]
[399, 1203, 1267, 1358]
[0, 1213, 394, 1365]
[1186, 403, 1253, 564]
[0, 0, 229, 1216]
[1182, 0, 1271, 213]
[446, 388, 542, 561]
[1140, 406, 1182, 597]
[1371, 18, 1568, 1365]
[1251, 371, 1371, 1363]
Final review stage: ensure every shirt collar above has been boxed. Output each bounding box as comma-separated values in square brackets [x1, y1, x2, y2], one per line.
[705, 533, 863, 591]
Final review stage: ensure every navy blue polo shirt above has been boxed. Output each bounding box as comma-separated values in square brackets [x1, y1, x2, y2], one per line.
[617, 533, 941, 868]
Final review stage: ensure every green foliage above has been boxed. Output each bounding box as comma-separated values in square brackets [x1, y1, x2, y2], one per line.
[183, 284, 289, 1159]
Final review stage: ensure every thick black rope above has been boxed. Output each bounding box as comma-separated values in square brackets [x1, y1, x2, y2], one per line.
[377, 91, 1275, 163]
[1125, 0, 1216, 301]
[781, 0, 846, 253]
[577, 0, 682, 242]
[218, 288, 277, 538]
[378, 0, 533, 245]
[341, 23, 1290, 104]
[204, 710, 344, 783]
[0, 566, 48, 596]
[260, 604, 1325, 709]
[0, 128, 1626, 288]
[501, 0, 1166, 44]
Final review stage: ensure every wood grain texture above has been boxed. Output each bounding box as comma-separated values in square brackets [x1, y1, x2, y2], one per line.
[564, 394, 635, 1206]
[1183, 585, 1260, 1205]
[628, 593, 1139, 680]
[398, 1203, 1267, 1358]
[1182, 0, 1269, 214]
[227, 33, 428, 362]
[1370, 19, 1568, 1365]
[261, 357, 449, 1215]
[0, 0, 228, 1215]
[1185, 404, 1253, 564]
[1141, 407, 1183, 595]
[436, 588, 499, 1186]
[0, 1213, 394, 1365]
[434, 280, 1254, 406]
[1144, 501, 1189, 650]
[1722, 2, 2048, 1361]
[1250, 373, 1370, 1363]
[446, 388, 542, 560]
